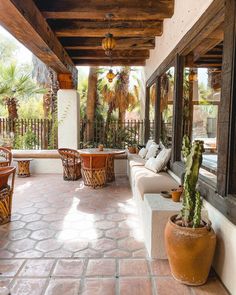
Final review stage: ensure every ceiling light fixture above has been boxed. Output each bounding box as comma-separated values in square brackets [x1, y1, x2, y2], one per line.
[102, 13, 116, 57]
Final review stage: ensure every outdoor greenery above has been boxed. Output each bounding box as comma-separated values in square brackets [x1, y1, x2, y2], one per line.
[0, 27, 143, 149]
[0, 63, 45, 119]
[78, 66, 141, 122]
[0, 32, 45, 120]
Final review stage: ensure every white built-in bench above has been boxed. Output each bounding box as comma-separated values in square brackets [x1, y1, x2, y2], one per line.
[143, 194, 182, 259]
[12, 150, 127, 175]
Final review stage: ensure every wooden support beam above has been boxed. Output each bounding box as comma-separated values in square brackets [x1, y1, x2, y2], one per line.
[73, 59, 146, 66]
[35, 0, 174, 20]
[193, 24, 224, 61]
[58, 73, 74, 89]
[68, 49, 149, 60]
[0, 0, 76, 77]
[51, 20, 163, 38]
[144, 86, 151, 143]
[60, 37, 155, 50]
[154, 78, 161, 144]
[171, 54, 184, 163]
[218, 0, 236, 196]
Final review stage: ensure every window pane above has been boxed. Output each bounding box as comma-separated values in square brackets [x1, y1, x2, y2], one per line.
[149, 83, 156, 121]
[160, 67, 175, 147]
[183, 67, 221, 174]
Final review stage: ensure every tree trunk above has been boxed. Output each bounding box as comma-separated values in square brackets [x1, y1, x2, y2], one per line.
[86, 67, 98, 142]
[43, 91, 51, 118]
[105, 102, 114, 144]
[6, 97, 18, 120]
[118, 109, 126, 123]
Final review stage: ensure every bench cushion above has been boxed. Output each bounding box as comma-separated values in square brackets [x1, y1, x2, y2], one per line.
[132, 166, 178, 200]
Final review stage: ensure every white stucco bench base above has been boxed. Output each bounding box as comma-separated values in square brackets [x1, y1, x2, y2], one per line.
[143, 194, 182, 259]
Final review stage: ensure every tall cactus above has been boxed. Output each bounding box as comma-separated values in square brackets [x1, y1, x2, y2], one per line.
[181, 137, 204, 227]
[182, 134, 191, 161]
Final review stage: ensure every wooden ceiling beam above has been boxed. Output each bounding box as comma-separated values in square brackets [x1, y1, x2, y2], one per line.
[34, 0, 174, 20]
[60, 37, 155, 50]
[73, 59, 146, 66]
[193, 24, 224, 62]
[67, 49, 150, 59]
[201, 52, 223, 59]
[0, 0, 76, 76]
[51, 20, 163, 38]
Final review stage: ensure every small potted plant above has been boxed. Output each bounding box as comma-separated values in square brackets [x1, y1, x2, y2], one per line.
[128, 145, 137, 154]
[171, 186, 183, 202]
[98, 144, 104, 151]
[164, 136, 216, 286]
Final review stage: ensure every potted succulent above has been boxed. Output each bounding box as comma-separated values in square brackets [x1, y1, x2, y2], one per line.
[164, 135, 216, 286]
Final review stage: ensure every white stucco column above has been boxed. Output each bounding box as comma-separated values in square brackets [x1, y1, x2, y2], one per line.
[57, 89, 80, 149]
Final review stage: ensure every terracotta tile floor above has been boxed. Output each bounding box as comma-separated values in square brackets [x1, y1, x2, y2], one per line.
[0, 175, 229, 295]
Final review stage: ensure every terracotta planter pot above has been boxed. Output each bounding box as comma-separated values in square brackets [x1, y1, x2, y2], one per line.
[171, 190, 182, 202]
[1, 146, 12, 151]
[128, 147, 136, 154]
[165, 215, 216, 286]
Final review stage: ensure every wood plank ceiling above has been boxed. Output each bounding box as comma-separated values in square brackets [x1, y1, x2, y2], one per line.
[33, 0, 175, 66]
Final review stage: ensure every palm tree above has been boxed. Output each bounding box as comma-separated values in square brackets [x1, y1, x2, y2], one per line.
[0, 63, 44, 119]
[86, 67, 98, 142]
[32, 56, 59, 118]
[102, 66, 139, 123]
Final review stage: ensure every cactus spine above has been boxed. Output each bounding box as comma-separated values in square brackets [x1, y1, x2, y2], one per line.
[181, 136, 204, 227]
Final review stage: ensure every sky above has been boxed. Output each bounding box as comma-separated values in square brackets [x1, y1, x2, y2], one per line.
[0, 25, 32, 64]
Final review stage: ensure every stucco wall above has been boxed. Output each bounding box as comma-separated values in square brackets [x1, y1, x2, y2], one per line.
[203, 201, 236, 294]
[145, 0, 213, 80]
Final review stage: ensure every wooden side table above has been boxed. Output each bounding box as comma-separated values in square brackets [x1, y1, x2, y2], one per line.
[14, 159, 33, 177]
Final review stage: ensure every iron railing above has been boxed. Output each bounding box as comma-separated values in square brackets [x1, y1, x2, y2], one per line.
[80, 119, 154, 148]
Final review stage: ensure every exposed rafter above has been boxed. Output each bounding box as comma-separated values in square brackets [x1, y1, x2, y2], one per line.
[73, 59, 146, 66]
[0, 0, 175, 67]
[60, 37, 156, 50]
[50, 20, 163, 38]
[67, 49, 150, 60]
[34, 0, 174, 20]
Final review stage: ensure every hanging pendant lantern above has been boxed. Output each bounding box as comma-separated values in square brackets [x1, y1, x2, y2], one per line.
[102, 13, 116, 56]
[106, 69, 116, 83]
[189, 69, 198, 82]
[102, 33, 116, 57]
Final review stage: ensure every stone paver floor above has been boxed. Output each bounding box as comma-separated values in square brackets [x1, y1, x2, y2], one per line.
[0, 175, 229, 295]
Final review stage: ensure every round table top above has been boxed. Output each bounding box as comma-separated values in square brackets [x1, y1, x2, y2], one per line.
[78, 148, 125, 156]
[14, 158, 33, 162]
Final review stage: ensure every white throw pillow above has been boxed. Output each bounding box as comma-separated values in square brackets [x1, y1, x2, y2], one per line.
[154, 147, 172, 172]
[145, 157, 158, 172]
[138, 147, 148, 159]
[145, 139, 154, 150]
[145, 143, 159, 160]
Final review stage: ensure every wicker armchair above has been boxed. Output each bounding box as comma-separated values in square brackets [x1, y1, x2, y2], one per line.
[0, 147, 12, 167]
[58, 148, 81, 181]
[0, 166, 16, 225]
[80, 154, 108, 189]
